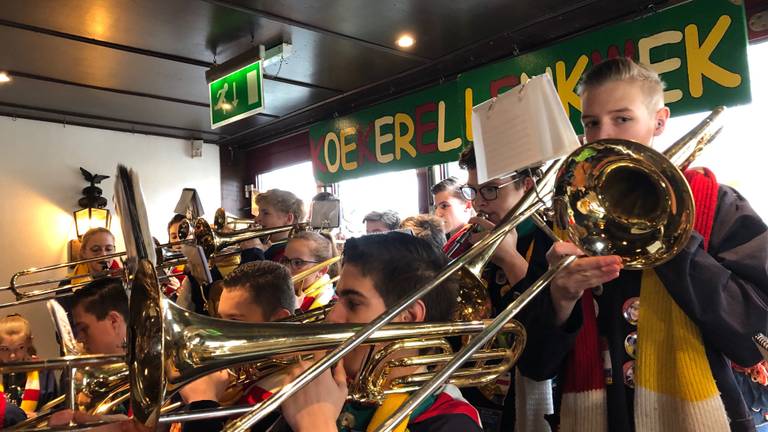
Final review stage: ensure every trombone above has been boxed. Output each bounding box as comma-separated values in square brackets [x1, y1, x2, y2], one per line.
[0, 246, 189, 309]
[124, 258, 525, 427]
[0, 217, 323, 310]
[369, 107, 726, 432]
[0, 263, 524, 429]
[224, 107, 725, 432]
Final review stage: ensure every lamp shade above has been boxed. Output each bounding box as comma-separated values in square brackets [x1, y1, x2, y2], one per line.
[74, 207, 111, 238]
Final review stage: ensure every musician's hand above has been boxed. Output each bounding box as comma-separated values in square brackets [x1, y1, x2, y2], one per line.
[179, 369, 229, 403]
[281, 359, 348, 432]
[241, 237, 269, 251]
[162, 275, 181, 295]
[468, 216, 528, 285]
[547, 242, 622, 325]
[48, 409, 136, 431]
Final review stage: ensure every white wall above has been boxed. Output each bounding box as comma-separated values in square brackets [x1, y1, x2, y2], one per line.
[0, 117, 221, 358]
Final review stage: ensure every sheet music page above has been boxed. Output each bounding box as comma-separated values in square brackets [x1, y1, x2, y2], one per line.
[47, 300, 80, 356]
[471, 74, 580, 184]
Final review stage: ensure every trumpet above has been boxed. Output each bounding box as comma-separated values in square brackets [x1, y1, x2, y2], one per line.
[193, 218, 309, 258]
[213, 208, 258, 232]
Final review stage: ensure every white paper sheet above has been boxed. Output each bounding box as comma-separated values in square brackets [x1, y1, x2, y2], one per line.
[471, 74, 580, 184]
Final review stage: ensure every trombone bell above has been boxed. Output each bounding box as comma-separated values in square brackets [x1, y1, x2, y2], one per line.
[553, 139, 694, 269]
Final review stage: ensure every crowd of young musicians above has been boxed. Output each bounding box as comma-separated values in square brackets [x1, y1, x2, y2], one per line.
[2, 58, 767, 432]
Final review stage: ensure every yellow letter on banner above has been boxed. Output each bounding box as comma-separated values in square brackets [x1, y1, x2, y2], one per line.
[394, 113, 416, 160]
[638, 31, 684, 103]
[555, 55, 589, 116]
[464, 88, 474, 142]
[374, 116, 394, 163]
[438, 101, 462, 152]
[324, 132, 341, 173]
[340, 127, 358, 171]
[684, 16, 742, 98]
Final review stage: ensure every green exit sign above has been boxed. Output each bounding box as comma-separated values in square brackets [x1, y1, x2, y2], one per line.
[208, 60, 264, 129]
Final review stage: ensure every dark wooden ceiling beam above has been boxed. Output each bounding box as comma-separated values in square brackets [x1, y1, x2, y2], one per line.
[4, 70, 282, 119]
[7, 70, 207, 107]
[0, 111, 216, 142]
[0, 18, 342, 93]
[202, 0, 433, 63]
[0, 101, 226, 137]
[227, 0, 675, 150]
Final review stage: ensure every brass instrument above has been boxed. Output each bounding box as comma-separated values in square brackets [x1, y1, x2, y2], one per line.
[213, 208, 258, 232]
[0, 355, 126, 431]
[368, 107, 726, 432]
[1, 211, 327, 309]
[290, 255, 341, 285]
[224, 108, 725, 432]
[0, 250, 187, 309]
[217, 259, 343, 404]
[6, 362, 174, 431]
[0, 256, 126, 309]
[193, 218, 309, 257]
[281, 302, 336, 323]
[290, 255, 341, 298]
[444, 212, 488, 258]
[116, 259, 525, 427]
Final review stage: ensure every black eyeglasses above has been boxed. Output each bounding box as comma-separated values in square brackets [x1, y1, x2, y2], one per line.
[279, 257, 320, 268]
[460, 177, 519, 201]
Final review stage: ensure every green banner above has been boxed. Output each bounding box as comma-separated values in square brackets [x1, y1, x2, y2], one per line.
[458, 0, 750, 137]
[310, 81, 464, 183]
[310, 0, 750, 183]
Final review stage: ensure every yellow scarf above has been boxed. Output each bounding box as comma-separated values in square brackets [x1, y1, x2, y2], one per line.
[69, 262, 92, 286]
[634, 270, 729, 431]
[366, 393, 411, 432]
[0, 370, 40, 414]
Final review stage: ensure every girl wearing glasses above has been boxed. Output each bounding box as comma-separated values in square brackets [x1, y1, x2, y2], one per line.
[281, 231, 339, 312]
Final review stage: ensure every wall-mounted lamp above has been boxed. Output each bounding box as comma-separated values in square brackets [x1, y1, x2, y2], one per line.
[74, 167, 111, 238]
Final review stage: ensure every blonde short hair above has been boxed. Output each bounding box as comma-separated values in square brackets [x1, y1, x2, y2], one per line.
[256, 189, 305, 222]
[0, 314, 37, 356]
[577, 57, 665, 111]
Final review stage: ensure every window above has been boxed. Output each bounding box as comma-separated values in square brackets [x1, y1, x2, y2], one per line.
[336, 169, 420, 237]
[256, 161, 318, 215]
[655, 41, 768, 219]
[442, 161, 469, 185]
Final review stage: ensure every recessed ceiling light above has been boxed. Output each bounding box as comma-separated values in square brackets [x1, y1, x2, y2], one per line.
[396, 35, 415, 48]
[0, 72, 10, 83]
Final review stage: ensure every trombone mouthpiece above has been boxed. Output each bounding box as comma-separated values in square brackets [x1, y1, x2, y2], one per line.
[472, 212, 489, 233]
